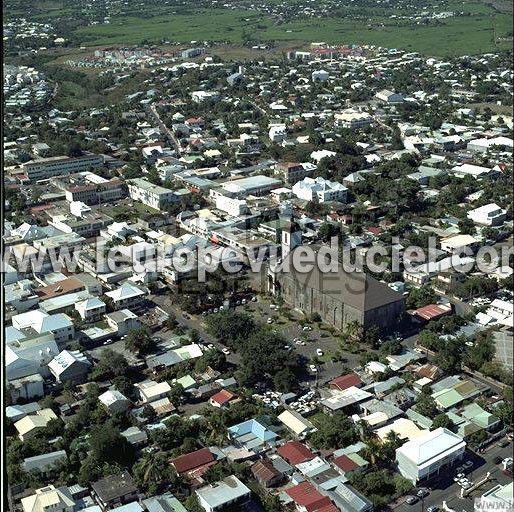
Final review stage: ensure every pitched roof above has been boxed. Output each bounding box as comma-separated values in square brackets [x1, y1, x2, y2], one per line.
[280, 247, 405, 312]
[330, 373, 362, 391]
[91, 472, 138, 503]
[286, 482, 332, 512]
[332, 454, 359, 473]
[171, 447, 214, 474]
[251, 459, 281, 484]
[277, 441, 316, 465]
[210, 389, 236, 405]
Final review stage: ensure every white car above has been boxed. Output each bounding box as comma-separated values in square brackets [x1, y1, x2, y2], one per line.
[309, 364, 318, 373]
[267, 318, 273, 324]
[316, 348, 323, 357]
[221, 347, 231, 355]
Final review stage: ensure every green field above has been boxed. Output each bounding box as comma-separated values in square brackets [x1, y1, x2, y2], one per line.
[70, 4, 512, 57]
[73, 10, 270, 46]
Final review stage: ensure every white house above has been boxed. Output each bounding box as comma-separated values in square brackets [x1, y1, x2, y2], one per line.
[105, 282, 147, 310]
[467, 203, 507, 226]
[196, 475, 251, 512]
[376, 89, 404, 103]
[21, 485, 75, 512]
[312, 69, 329, 82]
[75, 297, 106, 322]
[292, 176, 348, 203]
[396, 427, 466, 483]
[99, 390, 131, 414]
[135, 380, 172, 404]
[269, 125, 287, 142]
[335, 111, 373, 129]
[277, 409, 317, 439]
[105, 309, 141, 336]
[48, 350, 91, 384]
[451, 163, 493, 179]
[15, 408, 58, 441]
[11, 310, 74, 344]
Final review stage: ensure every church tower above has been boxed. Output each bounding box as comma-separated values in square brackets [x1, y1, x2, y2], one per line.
[281, 219, 302, 260]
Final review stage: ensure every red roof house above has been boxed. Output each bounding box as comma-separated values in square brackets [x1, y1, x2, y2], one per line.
[329, 373, 362, 392]
[208, 389, 237, 408]
[170, 447, 215, 474]
[277, 441, 316, 466]
[286, 482, 333, 512]
[332, 454, 359, 474]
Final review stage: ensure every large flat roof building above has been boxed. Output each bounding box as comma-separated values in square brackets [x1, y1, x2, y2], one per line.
[396, 427, 466, 483]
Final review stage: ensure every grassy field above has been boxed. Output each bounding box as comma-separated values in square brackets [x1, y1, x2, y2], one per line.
[73, 9, 270, 46]
[69, 3, 512, 57]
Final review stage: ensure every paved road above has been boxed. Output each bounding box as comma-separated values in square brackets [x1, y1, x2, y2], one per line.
[393, 440, 513, 512]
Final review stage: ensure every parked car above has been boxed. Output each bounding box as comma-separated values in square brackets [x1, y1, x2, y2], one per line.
[221, 347, 231, 355]
[316, 348, 323, 357]
[417, 488, 430, 498]
[462, 461, 473, 470]
[493, 456, 503, 465]
[267, 318, 273, 324]
[309, 364, 318, 373]
[427, 507, 438, 512]
[405, 496, 418, 505]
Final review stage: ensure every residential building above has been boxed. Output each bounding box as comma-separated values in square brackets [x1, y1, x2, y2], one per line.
[277, 409, 317, 439]
[467, 203, 507, 226]
[14, 408, 58, 441]
[251, 459, 284, 488]
[12, 310, 75, 344]
[21, 485, 75, 512]
[48, 350, 91, 384]
[275, 162, 316, 185]
[75, 297, 106, 322]
[335, 111, 373, 129]
[22, 450, 68, 474]
[99, 390, 131, 414]
[170, 447, 216, 475]
[376, 89, 404, 103]
[105, 282, 147, 310]
[91, 472, 139, 510]
[195, 475, 251, 512]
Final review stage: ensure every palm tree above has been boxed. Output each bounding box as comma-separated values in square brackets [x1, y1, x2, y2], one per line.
[357, 419, 373, 443]
[134, 452, 170, 492]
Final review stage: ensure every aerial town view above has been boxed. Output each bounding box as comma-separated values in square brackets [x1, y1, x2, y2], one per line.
[2, 0, 513, 511]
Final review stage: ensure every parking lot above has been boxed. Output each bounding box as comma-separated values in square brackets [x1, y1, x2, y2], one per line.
[148, 291, 364, 387]
[393, 440, 513, 512]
